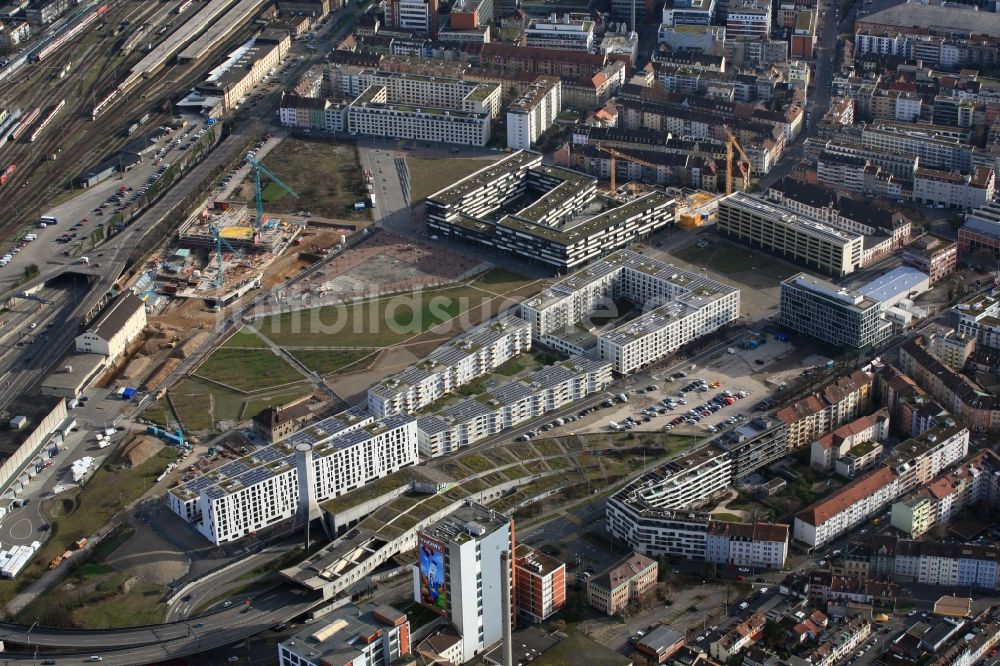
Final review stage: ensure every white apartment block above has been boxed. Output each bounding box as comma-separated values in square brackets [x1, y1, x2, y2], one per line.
[726, 0, 772, 38]
[914, 166, 995, 212]
[168, 410, 418, 544]
[614, 444, 733, 511]
[417, 356, 612, 457]
[872, 536, 1000, 591]
[524, 15, 595, 51]
[368, 316, 531, 418]
[952, 292, 1000, 350]
[74, 293, 147, 361]
[860, 123, 980, 173]
[794, 467, 899, 548]
[331, 68, 502, 118]
[606, 498, 789, 568]
[390, 0, 437, 34]
[348, 85, 491, 146]
[717, 192, 864, 278]
[507, 76, 561, 151]
[520, 249, 740, 374]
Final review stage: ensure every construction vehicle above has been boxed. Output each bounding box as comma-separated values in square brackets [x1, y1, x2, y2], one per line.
[246, 157, 298, 230]
[594, 145, 664, 196]
[724, 126, 753, 195]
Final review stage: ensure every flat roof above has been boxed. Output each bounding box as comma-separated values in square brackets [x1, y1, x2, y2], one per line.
[722, 192, 861, 246]
[0, 394, 64, 461]
[857, 266, 929, 303]
[427, 150, 542, 205]
[40, 354, 107, 391]
[857, 0, 1000, 36]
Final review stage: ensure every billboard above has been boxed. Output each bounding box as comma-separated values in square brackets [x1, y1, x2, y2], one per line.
[418, 535, 447, 615]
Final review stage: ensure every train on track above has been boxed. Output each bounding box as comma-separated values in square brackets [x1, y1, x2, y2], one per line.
[29, 3, 109, 63]
[0, 165, 16, 186]
[8, 108, 40, 142]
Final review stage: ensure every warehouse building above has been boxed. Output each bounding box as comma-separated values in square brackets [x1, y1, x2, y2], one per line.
[191, 31, 291, 113]
[520, 249, 740, 374]
[717, 192, 864, 277]
[960, 201, 1000, 259]
[74, 293, 147, 362]
[779, 273, 893, 351]
[426, 151, 678, 271]
[168, 410, 418, 544]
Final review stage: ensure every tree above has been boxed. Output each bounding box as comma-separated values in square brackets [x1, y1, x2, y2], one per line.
[762, 620, 787, 650]
[23, 263, 38, 280]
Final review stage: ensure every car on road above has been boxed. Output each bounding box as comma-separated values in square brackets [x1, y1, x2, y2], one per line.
[193, 622, 205, 628]
[223, 600, 233, 608]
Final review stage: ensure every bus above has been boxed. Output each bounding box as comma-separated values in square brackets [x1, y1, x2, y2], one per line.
[39, 215, 58, 225]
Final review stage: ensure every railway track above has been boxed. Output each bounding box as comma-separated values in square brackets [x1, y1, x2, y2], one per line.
[0, 0, 237, 242]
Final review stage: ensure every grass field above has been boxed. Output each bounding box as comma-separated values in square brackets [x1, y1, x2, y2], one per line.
[196, 348, 304, 392]
[407, 156, 501, 203]
[289, 348, 371, 375]
[469, 268, 537, 294]
[672, 240, 797, 282]
[257, 284, 490, 348]
[167, 377, 312, 432]
[223, 327, 267, 348]
[261, 138, 368, 220]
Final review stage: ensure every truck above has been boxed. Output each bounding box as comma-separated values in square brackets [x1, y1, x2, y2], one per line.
[78, 256, 89, 265]
[618, 393, 629, 403]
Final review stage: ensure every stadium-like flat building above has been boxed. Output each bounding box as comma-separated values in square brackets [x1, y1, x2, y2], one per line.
[520, 250, 740, 374]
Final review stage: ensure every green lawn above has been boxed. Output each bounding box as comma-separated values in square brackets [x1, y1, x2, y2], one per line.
[468, 267, 535, 294]
[256, 284, 488, 348]
[407, 156, 501, 203]
[712, 512, 743, 522]
[223, 327, 267, 348]
[196, 348, 304, 392]
[262, 181, 291, 203]
[168, 377, 312, 433]
[169, 390, 214, 432]
[672, 240, 797, 281]
[289, 348, 371, 375]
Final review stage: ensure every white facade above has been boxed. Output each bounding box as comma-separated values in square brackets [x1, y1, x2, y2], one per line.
[74, 293, 147, 361]
[368, 316, 531, 418]
[794, 467, 899, 548]
[414, 503, 513, 664]
[347, 91, 491, 146]
[168, 411, 419, 544]
[332, 68, 501, 118]
[914, 166, 995, 212]
[726, 0, 772, 38]
[417, 357, 612, 457]
[520, 249, 740, 374]
[524, 16, 595, 51]
[506, 76, 562, 151]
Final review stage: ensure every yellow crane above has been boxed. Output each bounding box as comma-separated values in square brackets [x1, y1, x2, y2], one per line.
[724, 126, 753, 195]
[595, 145, 664, 196]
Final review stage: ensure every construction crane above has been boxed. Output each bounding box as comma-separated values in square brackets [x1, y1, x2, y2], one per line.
[724, 126, 753, 195]
[208, 222, 244, 289]
[595, 145, 664, 196]
[246, 156, 298, 230]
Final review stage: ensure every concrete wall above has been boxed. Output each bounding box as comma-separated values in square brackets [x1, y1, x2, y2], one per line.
[0, 399, 67, 497]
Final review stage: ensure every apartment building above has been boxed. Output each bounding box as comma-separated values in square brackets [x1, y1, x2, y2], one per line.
[883, 422, 970, 495]
[386, 0, 438, 35]
[426, 152, 678, 271]
[278, 93, 347, 132]
[819, 139, 919, 180]
[929, 330, 976, 373]
[367, 316, 531, 418]
[330, 68, 501, 118]
[75, 293, 147, 362]
[914, 166, 995, 212]
[514, 544, 566, 623]
[766, 179, 913, 250]
[899, 337, 1000, 434]
[900, 234, 957, 284]
[717, 193, 864, 278]
[777, 369, 874, 449]
[277, 603, 410, 666]
[860, 123, 982, 173]
[804, 618, 872, 666]
[726, 0, 772, 38]
[252, 401, 313, 444]
[794, 466, 899, 548]
[711, 613, 767, 661]
[524, 15, 595, 51]
[587, 552, 658, 615]
[606, 486, 790, 566]
[168, 410, 418, 544]
[519, 249, 740, 374]
[871, 535, 1000, 590]
[959, 201, 1000, 260]
[817, 152, 868, 194]
[810, 408, 890, 472]
[0, 20, 30, 49]
[711, 416, 789, 480]
[661, 0, 716, 26]
[415, 503, 513, 663]
[952, 293, 1000, 350]
[890, 449, 1000, 539]
[347, 86, 490, 145]
[416, 356, 612, 457]
[779, 273, 893, 351]
[506, 75, 561, 151]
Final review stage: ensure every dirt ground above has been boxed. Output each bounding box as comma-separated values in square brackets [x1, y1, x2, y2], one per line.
[105, 519, 189, 586]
